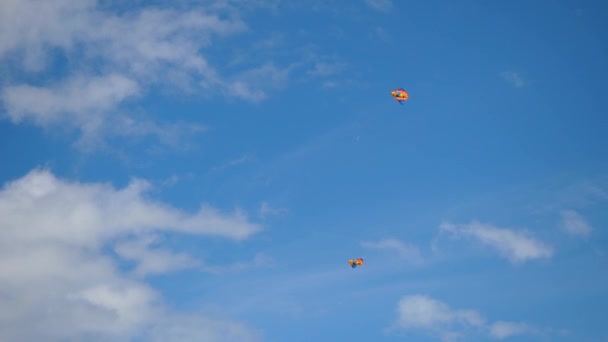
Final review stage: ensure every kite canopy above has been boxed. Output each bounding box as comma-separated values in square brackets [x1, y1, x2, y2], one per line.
[391, 88, 409, 104]
[348, 258, 364, 268]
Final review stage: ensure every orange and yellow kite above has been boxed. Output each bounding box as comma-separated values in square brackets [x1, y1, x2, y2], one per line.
[348, 258, 364, 268]
[391, 88, 409, 105]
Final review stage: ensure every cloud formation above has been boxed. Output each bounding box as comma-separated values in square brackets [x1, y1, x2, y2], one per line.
[0, 168, 262, 340]
[501, 71, 524, 88]
[0, 0, 292, 146]
[361, 238, 423, 264]
[396, 295, 484, 329]
[439, 221, 553, 263]
[393, 295, 536, 341]
[0, 0, 246, 73]
[259, 202, 288, 218]
[489, 321, 534, 339]
[363, 0, 393, 12]
[560, 209, 592, 237]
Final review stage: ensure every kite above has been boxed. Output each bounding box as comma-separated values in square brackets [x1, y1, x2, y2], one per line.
[348, 258, 364, 268]
[391, 88, 409, 105]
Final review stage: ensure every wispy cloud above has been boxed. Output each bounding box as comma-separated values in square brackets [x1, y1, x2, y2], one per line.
[224, 27, 352, 96]
[489, 321, 535, 339]
[225, 63, 291, 102]
[364, 0, 393, 12]
[560, 209, 592, 237]
[501, 71, 525, 88]
[389, 294, 484, 341]
[0, 168, 262, 340]
[114, 235, 202, 277]
[142, 313, 261, 342]
[1, 73, 147, 148]
[2, 74, 139, 125]
[259, 202, 288, 218]
[395, 295, 485, 329]
[1, 168, 261, 242]
[209, 155, 255, 174]
[390, 295, 545, 341]
[519, 177, 608, 217]
[0, 1, 247, 73]
[307, 61, 346, 76]
[557, 180, 608, 208]
[115, 234, 272, 277]
[439, 221, 553, 263]
[361, 238, 423, 264]
[372, 26, 390, 41]
[322, 80, 340, 88]
[0, 0, 298, 147]
[200, 252, 274, 274]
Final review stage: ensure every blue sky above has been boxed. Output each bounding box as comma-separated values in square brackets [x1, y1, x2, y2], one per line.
[1, 0, 607, 341]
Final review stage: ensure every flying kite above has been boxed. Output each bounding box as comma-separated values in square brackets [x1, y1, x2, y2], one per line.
[391, 88, 409, 104]
[348, 258, 364, 268]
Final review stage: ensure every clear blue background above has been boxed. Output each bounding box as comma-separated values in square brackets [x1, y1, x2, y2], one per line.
[1, 0, 607, 341]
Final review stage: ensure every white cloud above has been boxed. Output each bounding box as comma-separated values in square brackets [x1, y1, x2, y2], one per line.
[396, 295, 484, 329]
[1, 73, 208, 150]
[0, 0, 247, 73]
[533, 179, 608, 214]
[208, 155, 255, 174]
[322, 80, 339, 88]
[307, 61, 346, 76]
[501, 71, 524, 88]
[259, 201, 288, 218]
[489, 321, 533, 339]
[2, 73, 139, 126]
[0, 0, 294, 146]
[201, 252, 274, 274]
[364, 0, 393, 12]
[143, 314, 261, 342]
[439, 221, 553, 263]
[115, 235, 272, 276]
[1, 168, 261, 244]
[392, 295, 539, 341]
[576, 181, 608, 201]
[0, 168, 262, 340]
[361, 238, 423, 264]
[0, 0, 94, 71]
[224, 63, 291, 102]
[373, 26, 390, 41]
[560, 209, 592, 237]
[114, 235, 202, 277]
[392, 295, 484, 341]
